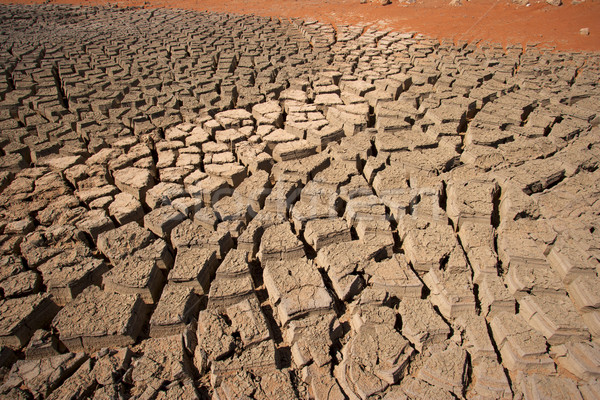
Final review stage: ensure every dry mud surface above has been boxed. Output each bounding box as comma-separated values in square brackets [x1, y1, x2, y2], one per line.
[6, 0, 600, 53]
[0, 3, 599, 399]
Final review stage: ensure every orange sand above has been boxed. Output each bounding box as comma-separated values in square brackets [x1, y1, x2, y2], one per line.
[2, 0, 599, 52]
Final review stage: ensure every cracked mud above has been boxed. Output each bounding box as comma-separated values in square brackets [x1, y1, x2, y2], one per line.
[0, 3, 599, 399]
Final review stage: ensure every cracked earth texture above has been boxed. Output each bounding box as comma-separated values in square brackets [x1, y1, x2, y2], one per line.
[0, 3, 599, 399]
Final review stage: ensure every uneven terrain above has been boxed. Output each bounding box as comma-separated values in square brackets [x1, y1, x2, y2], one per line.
[6, 0, 600, 53]
[0, 3, 599, 399]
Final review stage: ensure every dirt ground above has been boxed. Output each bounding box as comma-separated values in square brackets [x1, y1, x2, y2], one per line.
[0, 3, 599, 398]
[2, 0, 599, 52]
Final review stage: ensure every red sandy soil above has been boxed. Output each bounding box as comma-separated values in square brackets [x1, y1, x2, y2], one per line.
[3, 0, 600, 52]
